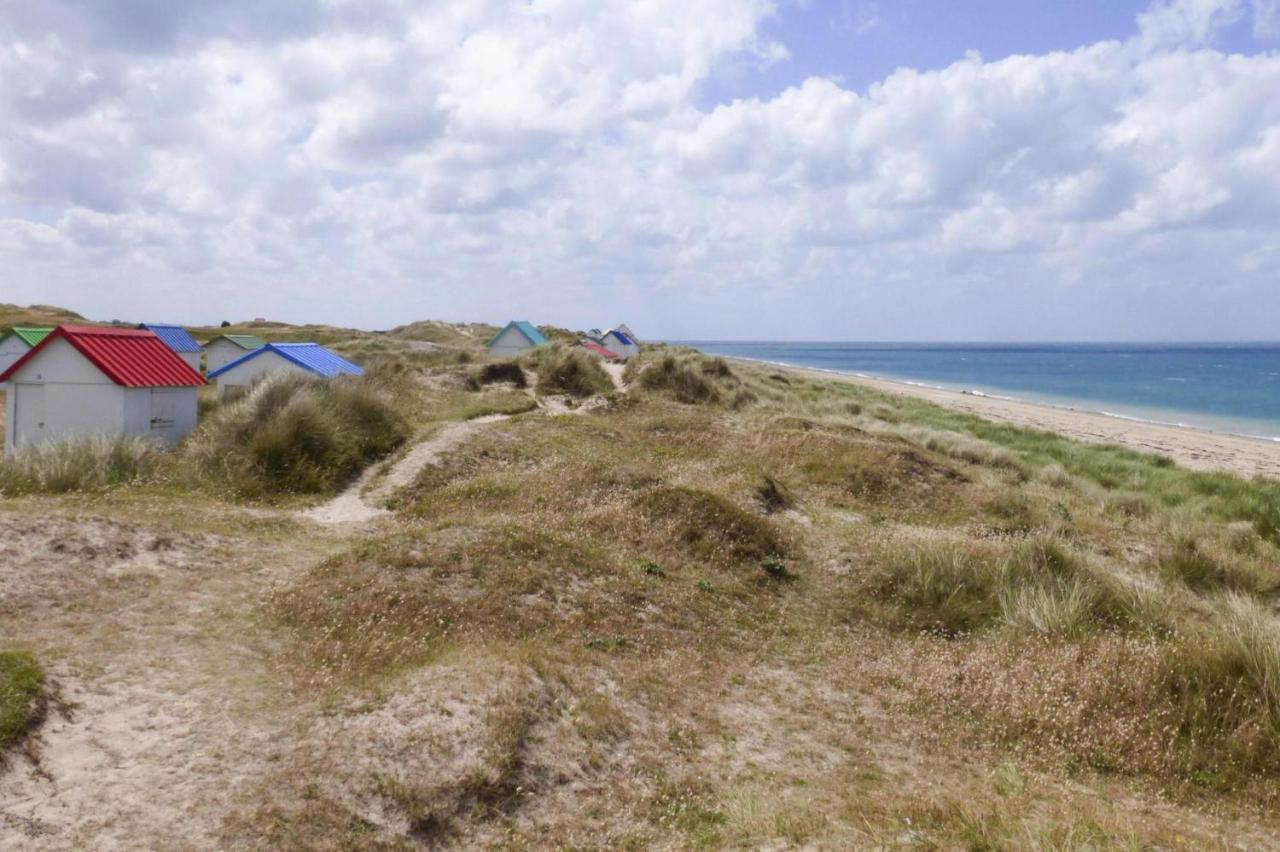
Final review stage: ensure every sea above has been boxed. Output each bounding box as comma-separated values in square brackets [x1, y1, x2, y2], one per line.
[678, 342, 1280, 441]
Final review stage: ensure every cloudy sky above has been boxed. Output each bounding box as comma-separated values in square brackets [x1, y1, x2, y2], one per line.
[2, 0, 1279, 340]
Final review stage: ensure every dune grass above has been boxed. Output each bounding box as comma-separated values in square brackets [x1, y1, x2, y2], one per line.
[183, 373, 411, 497]
[530, 346, 613, 398]
[0, 435, 162, 496]
[0, 650, 44, 750]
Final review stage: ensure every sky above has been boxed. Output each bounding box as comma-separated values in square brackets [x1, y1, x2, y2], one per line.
[2, 0, 1280, 341]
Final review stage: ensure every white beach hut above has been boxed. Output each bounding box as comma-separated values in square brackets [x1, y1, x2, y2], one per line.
[206, 342, 362, 398]
[0, 326, 205, 454]
[203, 334, 265, 373]
[601, 328, 640, 359]
[487, 321, 548, 358]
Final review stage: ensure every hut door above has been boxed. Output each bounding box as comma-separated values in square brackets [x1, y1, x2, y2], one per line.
[13, 383, 45, 448]
[150, 389, 177, 433]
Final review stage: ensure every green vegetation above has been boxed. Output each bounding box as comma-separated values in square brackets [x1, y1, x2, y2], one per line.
[0, 650, 44, 750]
[184, 373, 411, 497]
[530, 346, 613, 397]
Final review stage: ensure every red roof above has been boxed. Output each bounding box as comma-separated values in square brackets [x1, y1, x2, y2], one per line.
[581, 341, 621, 360]
[0, 325, 205, 387]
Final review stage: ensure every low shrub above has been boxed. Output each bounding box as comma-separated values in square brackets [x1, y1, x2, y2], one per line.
[0, 435, 162, 496]
[184, 374, 410, 497]
[534, 348, 613, 398]
[0, 650, 44, 749]
[473, 361, 528, 389]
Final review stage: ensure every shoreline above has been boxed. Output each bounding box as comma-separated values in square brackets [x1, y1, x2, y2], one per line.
[725, 356, 1280, 480]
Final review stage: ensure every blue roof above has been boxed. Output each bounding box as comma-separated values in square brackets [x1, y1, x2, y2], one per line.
[607, 329, 634, 345]
[488, 320, 547, 349]
[139, 323, 202, 353]
[206, 342, 363, 380]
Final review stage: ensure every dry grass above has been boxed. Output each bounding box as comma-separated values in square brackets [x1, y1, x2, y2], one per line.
[9, 324, 1280, 847]
[0, 435, 162, 496]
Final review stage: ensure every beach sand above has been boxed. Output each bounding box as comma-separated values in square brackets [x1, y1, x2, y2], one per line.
[766, 362, 1280, 480]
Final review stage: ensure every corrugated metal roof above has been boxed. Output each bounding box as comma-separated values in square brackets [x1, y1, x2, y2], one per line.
[606, 329, 634, 346]
[487, 320, 548, 349]
[206, 342, 363, 380]
[581, 341, 621, 359]
[138, 323, 202, 353]
[5, 327, 53, 347]
[0, 325, 206, 387]
[203, 333, 265, 351]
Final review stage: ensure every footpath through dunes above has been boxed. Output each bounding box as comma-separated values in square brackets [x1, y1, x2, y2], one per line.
[303, 414, 514, 526]
[0, 503, 336, 850]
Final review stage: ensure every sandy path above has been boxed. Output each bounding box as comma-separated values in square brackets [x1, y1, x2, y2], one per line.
[768, 363, 1280, 480]
[303, 414, 511, 525]
[0, 509, 327, 850]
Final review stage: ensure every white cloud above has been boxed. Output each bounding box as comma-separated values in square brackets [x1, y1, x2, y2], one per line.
[2, 0, 1280, 339]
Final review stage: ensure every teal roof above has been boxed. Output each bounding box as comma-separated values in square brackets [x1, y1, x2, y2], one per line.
[487, 320, 547, 349]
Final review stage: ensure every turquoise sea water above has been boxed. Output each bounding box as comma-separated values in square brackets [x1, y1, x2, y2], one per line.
[679, 342, 1280, 441]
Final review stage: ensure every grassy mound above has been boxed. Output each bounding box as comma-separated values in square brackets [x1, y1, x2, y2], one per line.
[637, 354, 720, 404]
[0, 650, 44, 750]
[185, 374, 410, 497]
[533, 347, 613, 398]
[634, 486, 787, 566]
[0, 436, 161, 496]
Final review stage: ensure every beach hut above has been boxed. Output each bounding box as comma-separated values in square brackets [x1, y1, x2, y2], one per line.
[487, 321, 547, 358]
[580, 340, 621, 361]
[601, 329, 640, 359]
[206, 342, 362, 398]
[0, 326, 204, 454]
[203, 334, 265, 373]
[138, 324, 203, 373]
[0, 327, 53, 387]
[615, 323, 640, 343]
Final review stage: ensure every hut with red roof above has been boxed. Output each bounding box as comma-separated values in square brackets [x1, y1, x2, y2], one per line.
[0, 325, 205, 454]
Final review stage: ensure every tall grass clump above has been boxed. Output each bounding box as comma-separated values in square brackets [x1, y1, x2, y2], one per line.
[471, 361, 528, 389]
[0, 435, 162, 496]
[874, 536, 1161, 637]
[1165, 594, 1280, 778]
[0, 650, 43, 749]
[533, 347, 613, 398]
[637, 354, 720, 404]
[184, 374, 410, 497]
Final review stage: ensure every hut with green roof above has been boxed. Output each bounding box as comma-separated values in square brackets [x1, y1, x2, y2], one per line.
[0, 327, 53, 385]
[202, 333, 266, 373]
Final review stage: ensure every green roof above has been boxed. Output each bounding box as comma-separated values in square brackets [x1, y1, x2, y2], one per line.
[4, 327, 53, 348]
[206, 334, 265, 350]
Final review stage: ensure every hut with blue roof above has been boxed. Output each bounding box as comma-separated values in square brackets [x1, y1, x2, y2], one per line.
[487, 321, 547, 358]
[601, 328, 640, 359]
[206, 342, 362, 398]
[138, 323, 203, 373]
